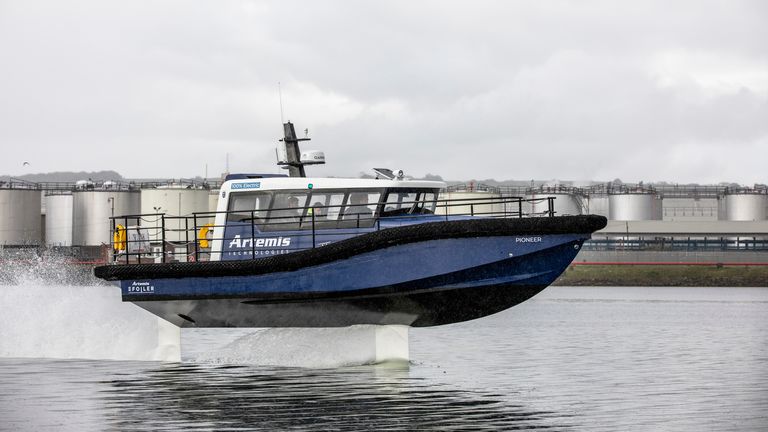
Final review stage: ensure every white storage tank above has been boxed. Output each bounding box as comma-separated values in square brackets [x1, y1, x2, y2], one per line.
[435, 191, 506, 217]
[526, 192, 584, 216]
[724, 193, 767, 221]
[662, 197, 718, 221]
[45, 193, 74, 246]
[140, 187, 211, 242]
[717, 196, 727, 221]
[586, 194, 610, 218]
[72, 188, 140, 246]
[0, 188, 42, 245]
[208, 190, 220, 213]
[609, 193, 663, 221]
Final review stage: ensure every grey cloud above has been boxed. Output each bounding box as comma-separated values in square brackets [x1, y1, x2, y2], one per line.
[0, 0, 765, 184]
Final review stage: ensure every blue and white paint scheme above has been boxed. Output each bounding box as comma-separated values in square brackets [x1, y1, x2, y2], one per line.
[94, 121, 605, 327]
[208, 176, 446, 261]
[96, 173, 606, 328]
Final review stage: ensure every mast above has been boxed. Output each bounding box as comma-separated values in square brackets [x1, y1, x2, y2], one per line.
[280, 121, 309, 177]
[277, 121, 324, 177]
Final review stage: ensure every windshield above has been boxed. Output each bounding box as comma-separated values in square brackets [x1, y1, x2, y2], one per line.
[381, 188, 439, 216]
[226, 188, 385, 230]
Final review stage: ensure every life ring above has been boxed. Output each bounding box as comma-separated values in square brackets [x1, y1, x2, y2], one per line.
[113, 224, 126, 251]
[198, 223, 214, 249]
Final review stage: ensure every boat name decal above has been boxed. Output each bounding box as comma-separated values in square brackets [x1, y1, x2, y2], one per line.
[228, 235, 291, 248]
[231, 182, 261, 190]
[515, 237, 542, 243]
[128, 281, 155, 293]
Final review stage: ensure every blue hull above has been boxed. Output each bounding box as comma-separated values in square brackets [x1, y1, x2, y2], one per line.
[123, 234, 587, 327]
[95, 215, 608, 327]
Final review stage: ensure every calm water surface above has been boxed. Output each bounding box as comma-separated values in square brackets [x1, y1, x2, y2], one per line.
[1, 286, 766, 431]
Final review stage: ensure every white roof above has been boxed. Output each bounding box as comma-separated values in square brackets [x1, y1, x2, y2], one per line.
[223, 176, 446, 193]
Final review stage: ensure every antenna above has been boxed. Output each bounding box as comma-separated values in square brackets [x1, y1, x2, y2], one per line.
[278, 82, 285, 124]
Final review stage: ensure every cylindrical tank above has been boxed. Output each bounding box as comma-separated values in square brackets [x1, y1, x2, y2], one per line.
[526, 193, 583, 216]
[717, 196, 727, 221]
[208, 190, 220, 213]
[140, 187, 211, 242]
[586, 194, 610, 218]
[435, 192, 505, 217]
[609, 193, 662, 221]
[662, 197, 718, 221]
[724, 193, 768, 221]
[45, 194, 74, 246]
[0, 189, 42, 245]
[72, 190, 140, 246]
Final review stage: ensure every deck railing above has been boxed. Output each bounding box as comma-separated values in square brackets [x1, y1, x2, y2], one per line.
[108, 195, 557, 264]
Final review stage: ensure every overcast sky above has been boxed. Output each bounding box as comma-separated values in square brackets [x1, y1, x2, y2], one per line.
[1, 1, 766, 184]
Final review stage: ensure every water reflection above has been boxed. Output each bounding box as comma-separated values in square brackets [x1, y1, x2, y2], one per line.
[4, 287, 766, 431]
[99, 363, 570, 431]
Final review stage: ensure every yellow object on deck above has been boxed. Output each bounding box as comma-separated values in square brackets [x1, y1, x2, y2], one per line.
[198, 223, 214, 248]
[113, 224, 126, 251]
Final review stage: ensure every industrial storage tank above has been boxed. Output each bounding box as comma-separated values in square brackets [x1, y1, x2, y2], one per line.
[72, 184, 140, 246]
[208, 190, 220, 213]
[525, 187, 585, 216]
[662, 197, 718, 221]
[717, 196, 727, 221]
[45, 193, 74, 246]
[0, 187, 42, 245]
[140, 186, 211, 242]
[608, 193, 663, 221]
[435, 189, 508, 216]
[586, 194, 610, 218]
[723, 192, 767, 221]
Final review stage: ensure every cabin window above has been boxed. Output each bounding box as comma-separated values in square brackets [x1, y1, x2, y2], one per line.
[340, 191, 381, 228]
[227, 192, 272, 222]
[381, 189, 440, 216]
[382, 191, 418, 216]
[228, 187, 440, 230]
[417, 192, 437, 214]
[267, 192, 309, 230]
[305, 192, 346, 223]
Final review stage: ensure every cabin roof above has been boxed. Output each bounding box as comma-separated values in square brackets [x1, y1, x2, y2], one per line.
[222, 177, 446, 192]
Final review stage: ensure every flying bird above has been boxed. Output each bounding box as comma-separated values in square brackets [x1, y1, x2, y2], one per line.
[22, 161, 29, 166]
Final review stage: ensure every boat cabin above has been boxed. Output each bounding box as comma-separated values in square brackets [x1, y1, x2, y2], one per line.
[106, 122, 552, 265]
[208, 176, 445, 261]
[219, 177, 443, 228]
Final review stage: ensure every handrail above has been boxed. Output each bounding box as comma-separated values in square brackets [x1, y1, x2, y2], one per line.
[107, 195, 558, 264]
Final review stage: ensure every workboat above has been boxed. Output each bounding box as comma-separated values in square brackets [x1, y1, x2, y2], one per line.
[94, 122, 606, 327]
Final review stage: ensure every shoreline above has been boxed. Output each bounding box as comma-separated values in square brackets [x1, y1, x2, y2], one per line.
[553, 264, 768, 287]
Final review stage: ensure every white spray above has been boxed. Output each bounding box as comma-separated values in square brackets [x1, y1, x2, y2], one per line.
[0, 256, 179, 362]
[190, 325, 409, 368]
[0, 254, 410, 367]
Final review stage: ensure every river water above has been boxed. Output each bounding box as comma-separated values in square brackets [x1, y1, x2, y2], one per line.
[0, 282, 766, 431]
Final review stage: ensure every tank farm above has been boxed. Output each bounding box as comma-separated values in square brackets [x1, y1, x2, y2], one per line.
[1, 179, 767, 286]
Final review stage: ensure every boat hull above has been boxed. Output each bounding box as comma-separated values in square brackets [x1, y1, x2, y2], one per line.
[95, 216, 607, 327]
[127, 235, 585, 327]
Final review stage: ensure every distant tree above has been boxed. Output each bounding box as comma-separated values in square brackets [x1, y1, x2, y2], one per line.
[420, 173, 444, 181]
[10, 170, 124, 183]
